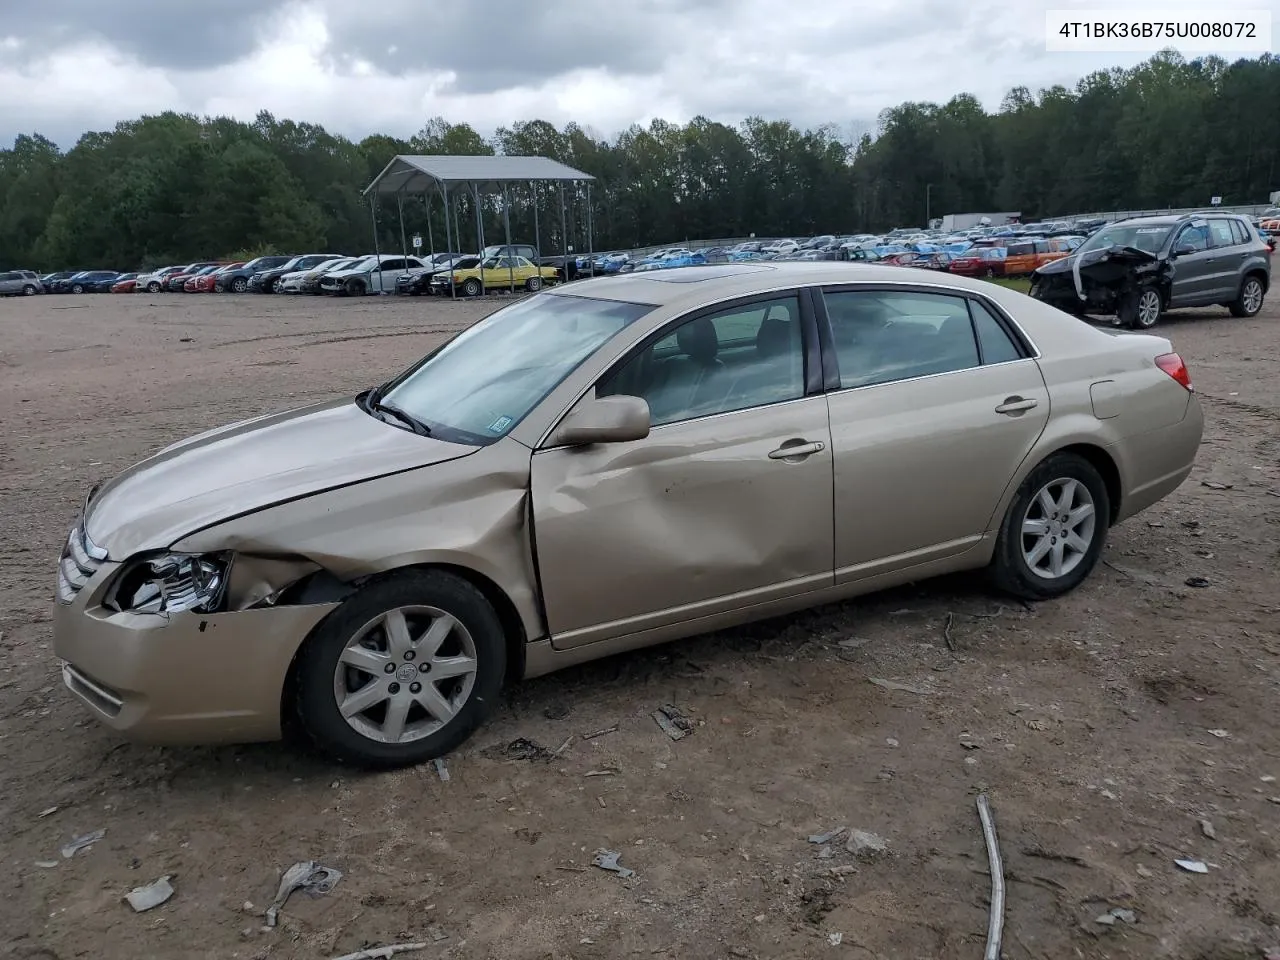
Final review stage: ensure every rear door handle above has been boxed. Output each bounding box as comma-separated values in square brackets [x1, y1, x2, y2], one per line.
[768, 439, 826, 460]
[995, 396, 1038, 415]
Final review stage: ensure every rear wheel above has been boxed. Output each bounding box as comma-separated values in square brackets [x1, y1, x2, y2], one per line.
[989, 452, 1110, 600]
[1228, 274, 1265, 318]
[294, 570, 506, 768]
[1119, 285, 1162, 329]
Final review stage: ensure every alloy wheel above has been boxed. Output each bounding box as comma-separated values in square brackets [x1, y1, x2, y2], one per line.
[332, 605, 478, 745]
[1242, 279, 1263, 314]
[1020, 477, 1097, 580]
[1136, 289, 1161, 327]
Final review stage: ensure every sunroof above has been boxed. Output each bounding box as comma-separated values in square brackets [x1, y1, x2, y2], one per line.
[638, 264, 775, 283]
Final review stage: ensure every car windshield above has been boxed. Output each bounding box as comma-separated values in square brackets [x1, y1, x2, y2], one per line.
[378, 293, 654, 445]
[1078, 222, 1174, 256]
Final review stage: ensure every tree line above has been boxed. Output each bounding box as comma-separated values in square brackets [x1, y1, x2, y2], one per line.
[2, 50, 1277, 270]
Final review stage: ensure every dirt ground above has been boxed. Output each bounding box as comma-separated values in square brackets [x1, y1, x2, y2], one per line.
[1, 287, 1278, 960]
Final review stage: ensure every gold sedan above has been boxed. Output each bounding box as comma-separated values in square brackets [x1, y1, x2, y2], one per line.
[54, 263, 1203, 767]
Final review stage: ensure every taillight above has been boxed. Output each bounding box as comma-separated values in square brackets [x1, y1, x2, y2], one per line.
[1155, 352, 1193, 392]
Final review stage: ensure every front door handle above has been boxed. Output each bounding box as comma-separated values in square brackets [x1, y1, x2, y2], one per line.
[768, 439, 826, 460]
[995, 396, 1038, 415]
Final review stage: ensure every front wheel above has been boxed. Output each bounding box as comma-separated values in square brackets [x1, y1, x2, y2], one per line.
[346, 278, 367, 296]
[989, 453, 1110, 600]
[525, 276, 543, 292]
[462, 278, 482, 297]
[147, 281, 162, 293]
[71, 283, 84, 294]
[1228, 275, 1265, 318]
[1119, 285, 1162, 329]
[294, 570, 506, 768]
[22, 284, 37, 296]
[231, 277, 248, 293]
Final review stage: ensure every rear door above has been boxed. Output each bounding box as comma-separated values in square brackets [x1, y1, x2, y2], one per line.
[819, 286, 1050, 582]
[1207, 218, 1247, 300]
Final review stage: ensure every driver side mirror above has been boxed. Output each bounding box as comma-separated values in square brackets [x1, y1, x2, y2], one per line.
[1173, 241, 1196, 256]
[549, 395, 650, 447]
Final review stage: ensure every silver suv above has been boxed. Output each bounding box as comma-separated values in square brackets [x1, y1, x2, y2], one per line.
[1031, 213, 1270, 328]
[0, 270, 42, 296]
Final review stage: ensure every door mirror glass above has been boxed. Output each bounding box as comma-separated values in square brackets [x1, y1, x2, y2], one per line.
[550, 395, 650, 447]
[1173, 241, 1196, 256]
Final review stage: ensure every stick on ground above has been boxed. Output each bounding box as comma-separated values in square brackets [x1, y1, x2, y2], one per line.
[976, 794, 1005, 960]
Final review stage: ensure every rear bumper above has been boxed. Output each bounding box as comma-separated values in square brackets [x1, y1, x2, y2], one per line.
[1111, 394, 1205, 523]
[53, 569, 338, 744]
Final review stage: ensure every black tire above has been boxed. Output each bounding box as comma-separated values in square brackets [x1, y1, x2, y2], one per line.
[147, 281, 161, 293]
[294, 569, 507, 769]
[1118, 284, 1162, 329]
[984, 267, 995, 279]
[462, 278, 481, 297]
[989, 452, 1110, 601]
[231, 277, 248, 293]
[71, 283, 84, 294]
[1228, 274, 1266, 318]
[22, 284, 37, 296]
[346, 278, 366, 296]
[525, 276, 543, 292]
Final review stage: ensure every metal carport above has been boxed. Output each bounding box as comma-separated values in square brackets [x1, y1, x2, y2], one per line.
[363, 155, 597, 298]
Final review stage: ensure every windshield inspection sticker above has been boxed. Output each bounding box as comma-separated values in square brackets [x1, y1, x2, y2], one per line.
[487, 415, 514, 434]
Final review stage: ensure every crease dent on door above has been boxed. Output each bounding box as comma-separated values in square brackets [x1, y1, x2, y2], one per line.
[531, 400, 836, 649]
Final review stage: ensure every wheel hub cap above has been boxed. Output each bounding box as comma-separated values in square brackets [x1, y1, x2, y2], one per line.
[1021, 477, 1097, 580]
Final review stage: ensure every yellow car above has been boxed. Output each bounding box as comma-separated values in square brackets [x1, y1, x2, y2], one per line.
[436, 256, 559, 296]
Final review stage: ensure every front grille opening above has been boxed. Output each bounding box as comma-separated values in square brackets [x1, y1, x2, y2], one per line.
[62, 664, 124, 717]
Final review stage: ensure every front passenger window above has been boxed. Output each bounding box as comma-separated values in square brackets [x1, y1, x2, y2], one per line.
[1176, 225, 1210, 252]
[598, 296, 804, 426]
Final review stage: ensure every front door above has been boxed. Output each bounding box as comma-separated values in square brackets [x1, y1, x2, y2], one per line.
[530, 293, 835, 648]
[819, 287, 1050, 582]
[1168, 221, 1217, 306]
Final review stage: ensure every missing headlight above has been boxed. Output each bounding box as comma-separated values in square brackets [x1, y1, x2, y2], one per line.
[108, 553, 229, 615]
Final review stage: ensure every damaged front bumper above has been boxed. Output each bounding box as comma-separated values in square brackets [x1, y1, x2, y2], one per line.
[1031, 247, 1173, 315]
[53, 556, 339, 744]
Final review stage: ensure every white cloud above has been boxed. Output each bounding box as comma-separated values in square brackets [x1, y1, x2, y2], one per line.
[1, 0, 1276, 150]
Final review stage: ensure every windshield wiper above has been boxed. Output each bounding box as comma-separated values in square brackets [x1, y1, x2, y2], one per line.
[372, 399, 432, 436]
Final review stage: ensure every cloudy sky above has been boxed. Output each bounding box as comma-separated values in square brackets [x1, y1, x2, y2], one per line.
[1, 0, 1275, 149]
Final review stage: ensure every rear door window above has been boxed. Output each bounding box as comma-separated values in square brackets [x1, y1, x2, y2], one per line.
[1208, 220, 1236, 248]
[1229, 219, 1251, 245]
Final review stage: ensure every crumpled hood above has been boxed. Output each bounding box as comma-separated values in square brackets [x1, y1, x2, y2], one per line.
[85, 398, 476, 559]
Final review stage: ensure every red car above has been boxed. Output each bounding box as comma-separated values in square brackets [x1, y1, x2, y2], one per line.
[190, 263, 243, 292]
[948, 247, 1007, 278]
[110, 277, 138, 293]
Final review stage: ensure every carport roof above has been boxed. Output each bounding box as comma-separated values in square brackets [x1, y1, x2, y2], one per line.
[364, 155, 595, 195]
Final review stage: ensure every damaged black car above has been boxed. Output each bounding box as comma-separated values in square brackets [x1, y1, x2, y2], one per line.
[1030, 214, 1270, 329]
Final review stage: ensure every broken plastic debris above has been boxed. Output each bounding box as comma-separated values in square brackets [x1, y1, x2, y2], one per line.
[867, 677, 928, 695]
[1174, 858, 1209, 873]
[828, 932, 843, 946]
[652, 704, 694, 741]
[1184, 576, 1211, 589]
[126, 875, 175, 912]
[1207, 729, 1230, 739]
[1135, 865, 1154, 878]
[433, 758, 450, 782]
[265, 861, 343, 928]
[807, 826, 848, 845]
[61, 829, 105, 858]
[1200, 480, 1233, 490]
[34, 860, 59, 869]
[1199, 819, 1217, 840]
[846, 829, 889, 859]
[37, 806, 58, 819]
[1094, 907, 1136, 926]
[592, 849, 635, 879]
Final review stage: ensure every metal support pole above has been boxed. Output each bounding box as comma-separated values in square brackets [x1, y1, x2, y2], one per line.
[442, 182, 454, 300]
[502, 183, 515, 293]
[369, 194, 382, 294]
[473, 183, 486, 296]
[396, 191, 409, 288]
[586, 181, 595, 277]
[424, 195, 435, 259]
[531, 181, 540, 260]
[559, 181, 569, 283]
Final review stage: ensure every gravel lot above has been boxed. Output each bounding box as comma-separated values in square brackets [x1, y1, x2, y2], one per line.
[1, 289, 1278, 960]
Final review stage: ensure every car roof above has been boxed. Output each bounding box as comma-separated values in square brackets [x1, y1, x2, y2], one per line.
[551, 261, 1019, 309]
